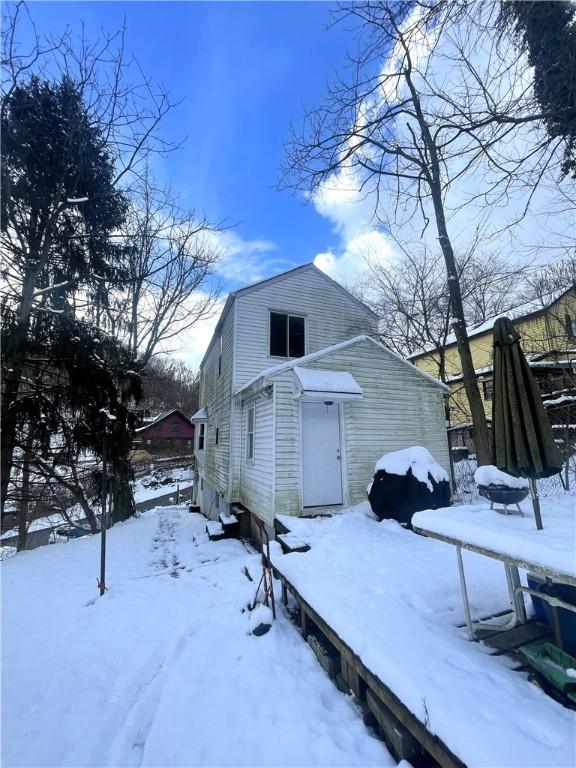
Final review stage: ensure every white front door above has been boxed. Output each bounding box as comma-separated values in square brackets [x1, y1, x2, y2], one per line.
[302, 401, 343, 507]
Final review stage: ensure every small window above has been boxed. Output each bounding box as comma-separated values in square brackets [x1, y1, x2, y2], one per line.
[218, 335, 222, 376]
[269, 312, 305, 358]
[215, 426, 219, 445]
[198, 423, 205, 450]
[482, 379, 493, 401]
[200, 477, 204, 491]
[246, 406, 255, 461]
[567, 315, 576, 339]
[171, 422, 179, 433]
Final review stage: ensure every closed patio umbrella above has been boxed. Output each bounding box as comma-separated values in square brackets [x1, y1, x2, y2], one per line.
[492, 317, 564, 530]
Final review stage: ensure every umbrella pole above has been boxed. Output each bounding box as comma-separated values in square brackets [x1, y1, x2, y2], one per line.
[528, 477, 544, 531]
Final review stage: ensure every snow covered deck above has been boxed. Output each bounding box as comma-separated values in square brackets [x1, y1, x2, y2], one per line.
[271, 501, 576, 768]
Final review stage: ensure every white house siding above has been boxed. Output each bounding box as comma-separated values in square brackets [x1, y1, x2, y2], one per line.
[233, 267, 377, 390]
[272, 339, 449, 517]
[273, 373, 304, 517]
[238, 390, 275, 526]
[198, 307, 234, 502]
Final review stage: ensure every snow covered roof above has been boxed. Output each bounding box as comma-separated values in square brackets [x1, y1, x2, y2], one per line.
[293, 367, 363, 400]
[235, 335, 449, 395]
[190, 407, 208, 421]
[409, 288, 572, 360]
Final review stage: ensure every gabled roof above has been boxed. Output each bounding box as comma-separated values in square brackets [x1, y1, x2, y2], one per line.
[234, 335, 449, 395]
[134, 409, 193, 433]
[409, 286, 575, 360]
[191, 407, 208, 421]
[199, 263, 378, 368]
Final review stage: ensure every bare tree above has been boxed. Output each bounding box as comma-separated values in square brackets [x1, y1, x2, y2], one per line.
[100, 173, 222, 366]
[140, 357, 200, 417]
[282, 1, 568, 464]
[360, 238, 528, 378]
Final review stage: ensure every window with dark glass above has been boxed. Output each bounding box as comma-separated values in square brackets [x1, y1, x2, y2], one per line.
[482, 379, 493, 401]
[269, 312, 305, 358]
[198, 423, 205, 450]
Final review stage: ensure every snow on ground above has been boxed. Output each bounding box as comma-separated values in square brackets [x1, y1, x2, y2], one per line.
[271, 500, 576, 768]
[133, 467, 193, 504]
[2, 507, 392, 768]
[0, 506, 85, 541]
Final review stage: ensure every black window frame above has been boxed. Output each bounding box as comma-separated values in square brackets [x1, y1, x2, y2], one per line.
[198, 422, 205, 450]
[269, 311, 306, 358]
[482, 379, 493, 401]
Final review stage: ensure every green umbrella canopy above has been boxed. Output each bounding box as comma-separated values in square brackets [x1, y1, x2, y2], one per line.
[492, 317, 564, 479]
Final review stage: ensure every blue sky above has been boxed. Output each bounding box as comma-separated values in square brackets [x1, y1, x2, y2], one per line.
[20, 1, 358, 291]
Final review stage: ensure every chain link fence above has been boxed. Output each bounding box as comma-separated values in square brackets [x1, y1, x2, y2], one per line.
[449, 402, 576, 501]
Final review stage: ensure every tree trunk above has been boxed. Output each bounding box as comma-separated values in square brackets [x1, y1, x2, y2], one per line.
[1, 362, 25, 517]
[430, 192, 491, 465]
[407, 74, 491, 465]
[68, 457, 99, 533]
[16, 436, 32, 552]
[1, 269, 40, 517]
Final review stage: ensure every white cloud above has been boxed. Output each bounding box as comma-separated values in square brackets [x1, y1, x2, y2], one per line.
[310, 4, 572, 287]
[214, 231, 279, 284]
[168, 295, 225, 369]
[314, 230, 394, 287]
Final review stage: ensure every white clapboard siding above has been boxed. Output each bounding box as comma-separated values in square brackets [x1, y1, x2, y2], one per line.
[271, 338, 449, 517]
[238, 392, 275, 525]
[198, 307, 234, 497]
[234, 267, 377, 389]
[274, 373, 305, 517]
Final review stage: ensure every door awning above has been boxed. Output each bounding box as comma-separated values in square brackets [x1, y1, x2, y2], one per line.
[293, 366, 363, 401]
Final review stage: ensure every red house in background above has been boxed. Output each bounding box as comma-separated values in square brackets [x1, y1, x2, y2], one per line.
[133, 409, 195, 457]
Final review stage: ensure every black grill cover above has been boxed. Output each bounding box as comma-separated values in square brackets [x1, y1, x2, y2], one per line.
[368, 468, 451, 528]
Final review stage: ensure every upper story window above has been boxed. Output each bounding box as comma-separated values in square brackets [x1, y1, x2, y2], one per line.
[269, 312, 305, 358]
[218, 335, 223, 376]
[482, 379, 493, 401]
[566, 315, 576, 339]
[198, 423, 205, 450]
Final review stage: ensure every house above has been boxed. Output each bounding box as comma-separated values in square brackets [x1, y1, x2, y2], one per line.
[191, 263, 449, 534]
[409, 286, 576, 450]
[133, 409, 195, 457]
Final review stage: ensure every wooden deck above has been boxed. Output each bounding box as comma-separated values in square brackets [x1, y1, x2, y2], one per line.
[276, 568, 466, 768]
[275, 559, 566, 767]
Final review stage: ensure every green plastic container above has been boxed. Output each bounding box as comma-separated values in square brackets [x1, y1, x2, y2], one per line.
[519, 642, 576, 704]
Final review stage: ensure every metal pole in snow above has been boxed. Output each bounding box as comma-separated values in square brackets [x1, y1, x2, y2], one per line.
[99, 435, 108, 595]
[529, 477, 544, 531]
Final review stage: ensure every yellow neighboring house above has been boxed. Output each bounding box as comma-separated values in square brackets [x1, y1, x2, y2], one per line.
[409, 286, 576, 446]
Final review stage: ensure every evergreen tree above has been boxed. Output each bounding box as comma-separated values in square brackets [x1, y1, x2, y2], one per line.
[499, 1, 576, 178]
[1, 76, 129, 515]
